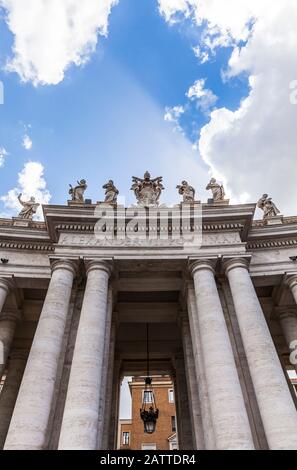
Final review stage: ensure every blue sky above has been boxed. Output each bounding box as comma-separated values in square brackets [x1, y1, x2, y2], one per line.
[0, 0, 253, 216]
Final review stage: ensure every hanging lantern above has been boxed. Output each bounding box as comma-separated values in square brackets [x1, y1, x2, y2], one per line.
[140, 325, 159, 434]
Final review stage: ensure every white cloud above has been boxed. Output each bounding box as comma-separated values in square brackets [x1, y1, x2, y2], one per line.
[186, 78, 217, 113]
[159, 0, 297, 216]
[164, 105, 184, 122]
[192, 45, 209, 64]
[0, 0, 118, 86]
[0, 161, 51, 220]
[22, 134, 32, 150]
[0, 147, 8, 167]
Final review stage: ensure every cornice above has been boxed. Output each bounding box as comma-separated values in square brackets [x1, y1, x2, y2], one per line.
[0, 240, 54, 252]
[247, 238, 297, 250]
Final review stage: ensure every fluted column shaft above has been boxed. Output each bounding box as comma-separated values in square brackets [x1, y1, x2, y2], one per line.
[0, 350, 28, 448]
[4, 259, 77, 450]
[58, 260, 112, 450]
[0, 279, 11, 313]
[225, 258, 297, 450]
[190, 260, 254, 450]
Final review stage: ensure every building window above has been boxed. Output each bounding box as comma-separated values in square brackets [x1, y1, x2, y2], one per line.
[143, 390, 153, 403]
[168, 389, 174, 403]
[141, 443, 156, 450]
[122, 432, 130, 445]
[171, 416, 176, 432]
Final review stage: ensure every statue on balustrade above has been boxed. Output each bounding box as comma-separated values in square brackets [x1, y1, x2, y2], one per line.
[176, 181, 196, 203]
[131, 171, 164, 207]
[103, 180, 119, 204]
[206, 178, 226, 202]
[17, 194, 40, 220]
[257, 194, 280, 220]
[69, 179, 87, 203]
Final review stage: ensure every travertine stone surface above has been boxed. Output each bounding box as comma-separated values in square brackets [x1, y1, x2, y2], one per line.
[190, 260, 254, 450]
[4, 259, 77, 450]
[58, 260, 112, 450]
[278, 307, 297, 373]
[180, 316, 205, 450]
[0, 350, 27, 448]
[0, 308, 19, 376]
[287, 275, 297, 305]
[225, 258, 297, 450]
[187, 286, 215, 449]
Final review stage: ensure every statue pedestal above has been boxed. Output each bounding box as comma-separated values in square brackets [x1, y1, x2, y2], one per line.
[67, 200, 93, 207]
[265, 215, 283, 225]
[207, 198, 230, 205]
[12, 218, 31, 227]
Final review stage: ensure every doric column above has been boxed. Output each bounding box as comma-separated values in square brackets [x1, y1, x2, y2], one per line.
[97, 287, 113, 449]
[187, 286, 215, 449]
[0, 309, 20, 377]
[0, 278, 11, 313]
[225, 258, 297, 450]
[180, 314, 205, 449]
[0, 349, 28, 448]
[277, 307, 297, 372]
[287, 275, 297, 305]
[4, 259, 77, 450]
[58, 260, 113, 450]
[190, 260, 254, 450]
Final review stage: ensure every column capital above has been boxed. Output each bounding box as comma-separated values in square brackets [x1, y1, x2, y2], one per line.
[275, 305, 297, 320]
[0, 308, 21, 323]
[0, 278, 13, 294]
[84, 259, 113, 276]
[223, 256, 251, 275]
[50, 258, 79, 276]
[286, 274, 297, 290]
[188, 258, 217, 276]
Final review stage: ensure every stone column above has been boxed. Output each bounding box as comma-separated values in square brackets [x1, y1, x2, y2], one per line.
[187, 286, 215, 449]
[58, 260, 112, 450]
[190, 260, 254, 450]
[0, 309, 19, 377]
[97, 287, 113, 449]
[4, 259, 77, 450]
[277, 307, 297, 372]
[225, 258, 297, 450]
[180, 314, 205, 449]
[0, 279, 11, 313]
[287, 275, 297, 305]
[174, 353, 195, 449]
[0, 349, 28, 448]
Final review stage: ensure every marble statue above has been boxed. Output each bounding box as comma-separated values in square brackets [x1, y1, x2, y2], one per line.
[131, 171, 164, 207]
[69, 179, 87, 203]
[176, 181, 195, 203]
[257, 194, 280, 220]
[17, 194, 40, 220]
[103, 180, 119, 204]
[206, 178, 226, 202]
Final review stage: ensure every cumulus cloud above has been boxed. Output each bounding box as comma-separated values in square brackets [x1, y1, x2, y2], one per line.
[22, 134, 32, 150]
[0, 147, 8, 167]
[0, 0, 118, 86]
[0, 161, 51, 219]
[159, 0, 297, 215]
[186, 78, 217, 113]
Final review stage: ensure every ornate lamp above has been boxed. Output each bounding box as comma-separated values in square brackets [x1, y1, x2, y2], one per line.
[140, 324, 159, 434]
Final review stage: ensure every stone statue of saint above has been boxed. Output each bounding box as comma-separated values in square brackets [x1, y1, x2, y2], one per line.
[206, 178, 226, 202]
[103, 180, 119, 204]
[131, 171, 164, 207]
[257, 194, 280, 220]
[176, 181, 195, 203]
[17, 194, 40, 220]
[69, 179, 87, 203]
